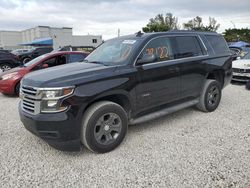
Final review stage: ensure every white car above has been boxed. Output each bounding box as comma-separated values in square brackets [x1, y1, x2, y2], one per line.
[232, 52, 250, 82]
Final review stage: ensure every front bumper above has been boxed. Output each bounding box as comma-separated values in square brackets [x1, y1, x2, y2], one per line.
[0, 79, 15, 94]
[18, 102, 81, 151]
[232, 72, 250, 82]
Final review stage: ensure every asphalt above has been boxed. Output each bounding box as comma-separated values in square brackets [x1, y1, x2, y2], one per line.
[0, 84, 249, 187]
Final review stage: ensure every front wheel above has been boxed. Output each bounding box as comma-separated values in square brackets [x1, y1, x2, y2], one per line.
[81, 101, 128, 153]
[0, 63, 12, 72]
[23, 58, 31, 64]
[15, 82, 20, 96]
[196, 79, 222, 112]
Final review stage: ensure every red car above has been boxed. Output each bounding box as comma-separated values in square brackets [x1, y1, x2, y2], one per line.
[0, 51, 88, 95]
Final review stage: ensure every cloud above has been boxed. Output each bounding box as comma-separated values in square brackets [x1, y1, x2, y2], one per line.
[0, 0, 249, 39]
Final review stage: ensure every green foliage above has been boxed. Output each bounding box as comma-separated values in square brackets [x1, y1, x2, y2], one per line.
[142, 13, 179, 33]
[223, 28, 250, 42]
[183, 16, 220, 32]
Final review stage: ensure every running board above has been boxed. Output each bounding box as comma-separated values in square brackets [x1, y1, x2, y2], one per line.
[129, 99, 199, 125]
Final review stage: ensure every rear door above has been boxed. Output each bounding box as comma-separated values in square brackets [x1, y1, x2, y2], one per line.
[174, 36, 208, 99]
[135, 36, 181, 111]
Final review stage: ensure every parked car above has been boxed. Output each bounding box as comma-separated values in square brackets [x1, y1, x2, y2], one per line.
[0, 49, 11, 53]
[17, 47, 53, 64]
[19, 31, 232, 153]
[232, 52, 250, 82]
[55, 45, 95, 53]
[0, 51, 21, 72]
[0, 51, 88, 95]
[11, 49, 29, 55]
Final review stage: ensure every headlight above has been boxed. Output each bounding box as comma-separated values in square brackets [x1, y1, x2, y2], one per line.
[2, 72, 18, 80]
[40, 87, 74, 99]
[39, 87, 74, 113]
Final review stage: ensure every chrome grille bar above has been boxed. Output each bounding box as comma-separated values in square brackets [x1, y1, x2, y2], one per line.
[20, 85, 40, 115]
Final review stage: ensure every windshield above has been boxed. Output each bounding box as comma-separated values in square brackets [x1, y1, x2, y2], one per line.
[243, 52, 250, 59]
[23, 54, 48, 67]
[85, 38, 139, 66]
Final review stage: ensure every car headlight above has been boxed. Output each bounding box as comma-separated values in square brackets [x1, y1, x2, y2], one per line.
[39, 87, 74, 113]
[2, 72, 18, 80]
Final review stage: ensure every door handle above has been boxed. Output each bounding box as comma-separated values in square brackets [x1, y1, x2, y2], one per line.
[168, 67, 179, 73]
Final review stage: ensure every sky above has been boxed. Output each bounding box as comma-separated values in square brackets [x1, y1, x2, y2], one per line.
[0, 0, 249, 39]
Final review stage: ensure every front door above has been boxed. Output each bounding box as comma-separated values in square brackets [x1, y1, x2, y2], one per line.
[135, 36, 181, 112]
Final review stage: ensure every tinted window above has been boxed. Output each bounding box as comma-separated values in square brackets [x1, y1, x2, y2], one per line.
[43, 57, 57, 67]
[69, 54, 86, 63]
[175, 36, 203, 58]
[141, 37, 175, 63]
[36, 48, 52, 55]
[205, 35, 229, 54]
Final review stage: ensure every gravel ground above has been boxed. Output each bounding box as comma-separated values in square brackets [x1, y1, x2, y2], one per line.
[0, 84, 250, 188]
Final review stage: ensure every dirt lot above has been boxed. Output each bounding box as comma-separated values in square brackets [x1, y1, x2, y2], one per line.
[0, 84, 249, 187]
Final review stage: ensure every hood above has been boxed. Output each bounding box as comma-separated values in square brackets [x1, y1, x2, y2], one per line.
[0, 66, 25, 77]
[22, 62, 117, 87]
[232, 59, 250, 69]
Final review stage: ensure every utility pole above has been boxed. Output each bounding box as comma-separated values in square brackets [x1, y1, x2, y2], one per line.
[118, 28, 120, 37]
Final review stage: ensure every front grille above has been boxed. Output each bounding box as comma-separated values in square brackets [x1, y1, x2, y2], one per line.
[232, 68, 250, 73]
[21, 85, 37, 96]
[20, 85, 40, 115]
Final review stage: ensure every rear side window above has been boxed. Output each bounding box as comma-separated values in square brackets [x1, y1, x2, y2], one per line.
[68, 54, 86, 63]
[205, 35, 229, 54]
[175, 36, 204, 58]
[141, 37, 175, 63]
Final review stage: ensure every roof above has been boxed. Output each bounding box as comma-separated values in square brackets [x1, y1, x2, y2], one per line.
[49, 51, 88, 55]
[19, 37, 53, 46]
[113, 30, 219, 41]
[229, 41, 250, 48]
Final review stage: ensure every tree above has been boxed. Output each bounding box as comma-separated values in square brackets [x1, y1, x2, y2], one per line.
[223, 28, 250, 42]
[183, 16, 204, 31]
[183, 16, 220, 32]
[204, 17, 220, 32]
[142, 13, 179, 33]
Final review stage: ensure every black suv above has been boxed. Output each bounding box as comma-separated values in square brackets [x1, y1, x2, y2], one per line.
[19, 31, 232, 153]
[0, 51, 21, 72]
[18, 47, 53, 64]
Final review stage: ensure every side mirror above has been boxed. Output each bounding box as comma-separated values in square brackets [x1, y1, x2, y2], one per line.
[136, 54, 156, 65]
[42, 63, 49, 68]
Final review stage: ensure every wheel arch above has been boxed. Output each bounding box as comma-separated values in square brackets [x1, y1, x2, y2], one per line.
[84, 92, 133, 118]
[206, 70, 225, 87]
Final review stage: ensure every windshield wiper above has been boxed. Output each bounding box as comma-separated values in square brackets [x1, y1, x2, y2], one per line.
[82, 60, 108, 66]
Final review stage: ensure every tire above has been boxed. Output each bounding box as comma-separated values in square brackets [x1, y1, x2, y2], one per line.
[81, 101, 128, 153]
[23, 58, 31, 64]
[246, 81, 250, 90]
[196, 79, 222, 112]
[0, 63, 12, 72]
[15, 82, 20, 96]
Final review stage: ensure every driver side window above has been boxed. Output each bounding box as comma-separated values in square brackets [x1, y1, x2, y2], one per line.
[141, 37, 175, 63]
[33, 57, 57, 70]
[42, 57, 57, 68]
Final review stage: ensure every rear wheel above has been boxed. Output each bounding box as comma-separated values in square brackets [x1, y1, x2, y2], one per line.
[196, 79, 222, 112]
[81, 101, 128, 153]
[0, 63, 12, 72]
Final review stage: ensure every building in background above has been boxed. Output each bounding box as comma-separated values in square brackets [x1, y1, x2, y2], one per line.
[0, 26, 102, 50]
